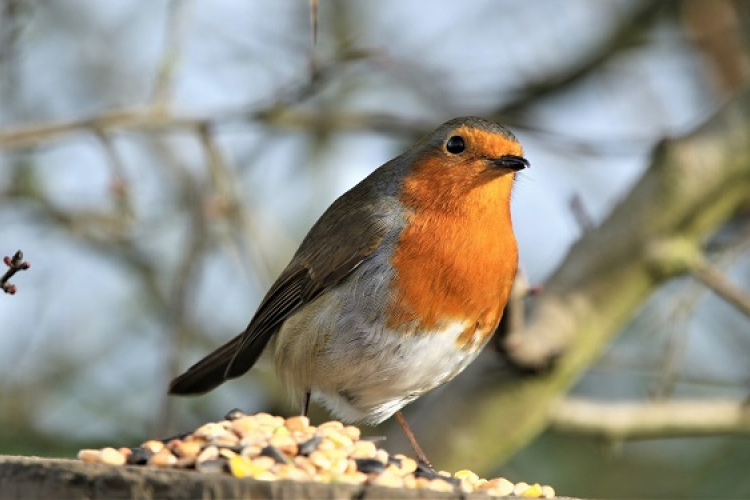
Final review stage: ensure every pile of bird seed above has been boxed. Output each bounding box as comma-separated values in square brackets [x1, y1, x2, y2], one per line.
[77, 410, 555, 498]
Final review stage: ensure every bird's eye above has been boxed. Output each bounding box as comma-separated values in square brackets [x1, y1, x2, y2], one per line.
[446, 135, 465, 154]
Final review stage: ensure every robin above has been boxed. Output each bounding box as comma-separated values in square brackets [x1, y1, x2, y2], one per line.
[169, 116, 529, 466]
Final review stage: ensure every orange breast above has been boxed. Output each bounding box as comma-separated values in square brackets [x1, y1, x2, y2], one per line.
[387, 157, 519, 350]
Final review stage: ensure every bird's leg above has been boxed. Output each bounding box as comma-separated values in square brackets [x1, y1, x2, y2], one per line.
[301, 390, 311, 417]
[395, 410, 433, 469]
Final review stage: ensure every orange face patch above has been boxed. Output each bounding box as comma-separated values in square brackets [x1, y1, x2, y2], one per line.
[452, 126, 524, 161]
[397, 126, 524, 214]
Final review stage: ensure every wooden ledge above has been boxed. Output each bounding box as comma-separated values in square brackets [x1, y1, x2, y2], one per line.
[0, 455, 579, 500]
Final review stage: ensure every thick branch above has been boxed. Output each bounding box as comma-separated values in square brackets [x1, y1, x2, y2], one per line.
[550, 398, 750, 440]
[398, 88, 750, 473]
[504, 92, 750, 368]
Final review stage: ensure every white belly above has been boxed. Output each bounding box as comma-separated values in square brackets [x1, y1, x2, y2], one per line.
[273, 298, 486, 424]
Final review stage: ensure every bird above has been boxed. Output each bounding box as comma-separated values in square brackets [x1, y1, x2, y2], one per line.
[169, 116, 529, 466]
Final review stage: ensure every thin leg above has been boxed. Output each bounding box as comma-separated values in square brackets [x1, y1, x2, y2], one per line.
[301, 390, 311, 417]
[395, 410, 432, 469]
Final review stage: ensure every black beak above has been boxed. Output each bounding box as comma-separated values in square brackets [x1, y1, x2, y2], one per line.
[491, 155, 529, 171]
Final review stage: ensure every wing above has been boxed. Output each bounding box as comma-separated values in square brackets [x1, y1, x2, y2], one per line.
[168, 189, 394, 395]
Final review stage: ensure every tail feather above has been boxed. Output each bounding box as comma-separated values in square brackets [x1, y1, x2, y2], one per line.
[169, 334, 253, 395]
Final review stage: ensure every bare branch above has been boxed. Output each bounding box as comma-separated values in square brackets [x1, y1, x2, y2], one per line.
[0, 108, 216, 150]
[569, 194, 595, 234]
[1, 249, 30, 295]
[403, 87, 750, 473]
[151, 0, 190, 108]
[309, 0, 319, 47]
[646, 236, 750, 318]
[496, 1, 673, 120]
[93, 129, 134, 222]
[551, 398, 750, 440]
[691, 257, 750, 318]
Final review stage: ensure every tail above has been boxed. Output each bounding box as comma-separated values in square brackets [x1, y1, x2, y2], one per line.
[169, 334, 251, 395]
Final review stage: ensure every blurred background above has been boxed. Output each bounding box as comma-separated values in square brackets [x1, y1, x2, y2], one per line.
[1, 1, 749, 498]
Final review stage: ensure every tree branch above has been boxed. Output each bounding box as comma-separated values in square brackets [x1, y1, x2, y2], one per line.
[550, 398, 750, 440]
[691, 258, 750, 318]
[0, 106, 430, 153]
[1, 249, 30, 295]
[151, 0, 189, 108]
[497, 1, 672, 120]
[394, 87, 750, 474]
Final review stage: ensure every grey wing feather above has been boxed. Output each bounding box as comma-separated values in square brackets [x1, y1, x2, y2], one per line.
[168, 190, 393, 395]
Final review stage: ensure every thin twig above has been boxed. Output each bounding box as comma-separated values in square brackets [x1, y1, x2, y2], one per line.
[652, 222, 750, 398]
[0, 108, 217, 149]
[569, 193, 595, 233]
[93, 129, 133, 223]
[691, 258, 750, 318]
[151, 0, 189, 108]
[309, 0, 319, 46]
[1, 249, 30, 295]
